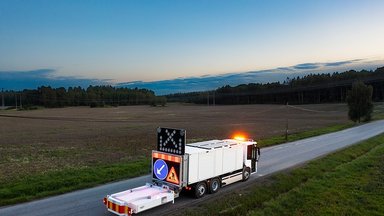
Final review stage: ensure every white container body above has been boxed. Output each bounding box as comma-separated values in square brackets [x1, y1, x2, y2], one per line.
[185, 140, 247, 185]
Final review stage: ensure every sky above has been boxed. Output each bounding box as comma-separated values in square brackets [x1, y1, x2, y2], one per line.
[1, 0, 384, 94]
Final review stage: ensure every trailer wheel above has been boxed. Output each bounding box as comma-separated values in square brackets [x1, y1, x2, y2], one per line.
[243, 167, 251, 181]
[209, 178, 220, 194]
[194, 182, 207, 198]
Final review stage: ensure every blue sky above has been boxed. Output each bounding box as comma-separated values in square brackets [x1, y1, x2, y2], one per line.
[1, 0, 384, 94]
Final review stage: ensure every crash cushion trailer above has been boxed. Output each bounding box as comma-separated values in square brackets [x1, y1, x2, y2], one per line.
[104, 128, 260, 215]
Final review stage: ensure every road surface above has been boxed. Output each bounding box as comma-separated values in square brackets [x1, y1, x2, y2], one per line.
[1, 120, 384, 216]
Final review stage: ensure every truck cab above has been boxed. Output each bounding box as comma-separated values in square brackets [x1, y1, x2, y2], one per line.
[246, 142, 260, 173]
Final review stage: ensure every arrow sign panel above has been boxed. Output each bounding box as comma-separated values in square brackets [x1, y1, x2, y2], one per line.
[153, 159, 168, 180]
[157, 127, 186, 155]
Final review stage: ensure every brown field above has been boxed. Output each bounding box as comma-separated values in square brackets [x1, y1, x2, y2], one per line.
[0, 103, 349, 182]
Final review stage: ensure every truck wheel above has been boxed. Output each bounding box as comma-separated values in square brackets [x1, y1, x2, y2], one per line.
[243, 167, 250, 181]
[194, 182, 207, 198]
[209, 178, 220, 194]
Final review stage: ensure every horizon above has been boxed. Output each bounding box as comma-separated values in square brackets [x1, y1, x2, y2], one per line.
[1, 61, 383, 95]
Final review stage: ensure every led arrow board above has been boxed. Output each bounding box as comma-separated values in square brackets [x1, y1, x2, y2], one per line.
[157, 127, 186, 155]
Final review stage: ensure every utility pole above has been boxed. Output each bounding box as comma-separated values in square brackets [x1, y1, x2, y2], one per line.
[1, 88, 4, 110]
[15, 94, 18, 110]
[285, 101, 289, 141]
[207, 92, 209, 106]
[19, 93, 22, 109]
[213, 91, 215, 106]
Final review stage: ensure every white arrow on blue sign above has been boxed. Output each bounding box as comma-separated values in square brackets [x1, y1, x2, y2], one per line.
[153, 159, 168, 180]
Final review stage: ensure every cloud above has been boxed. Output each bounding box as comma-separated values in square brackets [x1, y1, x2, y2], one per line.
[0, 69, 53, 79]
[118, 69, 293, 95]
[324, 59, 362, 67]
[119, 58, 384, 95]
[292, 59, 363, 70]
[0, 69, 108, 90]
[277, 67, 295, 71]
[1, 58, 382, 95]
[293, 63, 321, 70]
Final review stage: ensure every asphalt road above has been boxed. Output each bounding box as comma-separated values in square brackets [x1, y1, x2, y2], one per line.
[1, 120, 384, 216]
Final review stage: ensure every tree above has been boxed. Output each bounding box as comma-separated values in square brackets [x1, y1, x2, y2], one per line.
[346, 81, 373, 123]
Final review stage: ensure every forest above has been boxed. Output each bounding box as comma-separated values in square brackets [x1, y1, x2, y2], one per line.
[166, 67, 384, 105]
[1, 85, 166, 108]
[2, 67, 384, 108]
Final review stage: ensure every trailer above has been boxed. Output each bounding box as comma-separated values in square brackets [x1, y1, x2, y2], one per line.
[104, 128, 260, 215]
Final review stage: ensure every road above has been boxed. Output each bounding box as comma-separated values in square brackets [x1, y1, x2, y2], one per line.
[1, 120, 384, 216]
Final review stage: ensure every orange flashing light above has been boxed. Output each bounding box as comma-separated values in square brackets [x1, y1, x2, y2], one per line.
[234, 135, 246, 141]
[233, 132, 248, 141]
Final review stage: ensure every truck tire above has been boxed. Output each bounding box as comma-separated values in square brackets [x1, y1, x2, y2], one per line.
[209, 178, 220, 194]
[242, 167, 250, 181]
[194, 182, 207, 198]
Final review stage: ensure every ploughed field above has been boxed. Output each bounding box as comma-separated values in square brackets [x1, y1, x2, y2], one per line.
[0, 103, 348, 183]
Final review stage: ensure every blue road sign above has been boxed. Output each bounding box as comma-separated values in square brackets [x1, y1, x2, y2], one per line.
[153, 159, 168, 180]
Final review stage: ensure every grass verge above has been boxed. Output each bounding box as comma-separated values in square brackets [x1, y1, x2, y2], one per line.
[258, 123, 354, 147]
[0, 159, 150, 206]
[372, 102, 384, 120]
[182, 133, 384, 216]
[0, 122, 363, 207]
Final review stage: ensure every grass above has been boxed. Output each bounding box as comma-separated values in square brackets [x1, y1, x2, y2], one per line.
[181, 133, 384, 216]
[258, 123, 354, 147]
[0, 104, 349, 184]
[0, 123, 355, 207]
[1, 102, 383, 207]
[0, 158, 150, 206]
[259, 102, 384, 148]
[372, 102, 384, 120]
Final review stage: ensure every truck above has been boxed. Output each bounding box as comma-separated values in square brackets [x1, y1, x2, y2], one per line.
[103, 128, 260, 216]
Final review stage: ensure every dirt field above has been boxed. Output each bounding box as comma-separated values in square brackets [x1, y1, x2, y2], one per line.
[0, 103, 349, 182]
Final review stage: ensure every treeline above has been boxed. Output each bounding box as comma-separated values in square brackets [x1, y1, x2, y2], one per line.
[2, 85, 166, 108]
[167, 67, 384, 105]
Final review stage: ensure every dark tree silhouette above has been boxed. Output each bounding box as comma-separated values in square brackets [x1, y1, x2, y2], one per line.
[166, 67, 384, 105]
[1, 85, 165, 108]
[346, 81, 373, 123]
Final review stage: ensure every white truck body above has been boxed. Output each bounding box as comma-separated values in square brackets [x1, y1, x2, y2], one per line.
[185, 139, 251, 185]
[104, 129, 260, 216]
